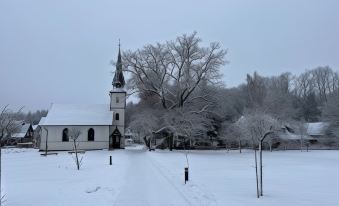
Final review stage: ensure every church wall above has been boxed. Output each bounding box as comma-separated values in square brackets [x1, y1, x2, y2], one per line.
[109, 125, 125, 148]
[110, 91, 126, 148]
[39, 125, 110, 151]
[110, 92, 126, 110]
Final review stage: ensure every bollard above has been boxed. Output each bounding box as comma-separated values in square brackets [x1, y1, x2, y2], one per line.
[184, 167, 189, 184]
[109, 156, 112, 165]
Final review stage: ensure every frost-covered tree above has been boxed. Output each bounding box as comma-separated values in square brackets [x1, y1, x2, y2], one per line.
[128, 110, 159, 148]
[69, 128, 82, 170]
[245, 72, 267, 109]
[311, 66, 338, 103]
[123, 33, 227, 147]
[238, 110, 279, 198]
[161, 106, 213, 147]
[264, 73, 296, 120]
[220, 122, 243, 153]
[0, 105, 23, 203]
[323, 92, 339, 144]
[122, 32, 226, 110]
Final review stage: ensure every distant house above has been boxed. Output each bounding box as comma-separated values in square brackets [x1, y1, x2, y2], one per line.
[305, 122, 330, 138]
[8, 122, 34, 146]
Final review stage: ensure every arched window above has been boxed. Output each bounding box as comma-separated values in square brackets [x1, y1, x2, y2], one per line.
[62, 128, 69, 142]
[88, 128, 95, 141]
[115, 113, 119, 120]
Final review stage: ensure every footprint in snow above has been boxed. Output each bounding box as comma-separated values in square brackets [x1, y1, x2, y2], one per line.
[86, 186, 101, 193]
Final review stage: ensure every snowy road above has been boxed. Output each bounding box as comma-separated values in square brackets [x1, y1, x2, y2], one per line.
[113, 148, 213, 206]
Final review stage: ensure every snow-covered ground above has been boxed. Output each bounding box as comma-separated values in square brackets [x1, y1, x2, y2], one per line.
[2, 146, 339, 206]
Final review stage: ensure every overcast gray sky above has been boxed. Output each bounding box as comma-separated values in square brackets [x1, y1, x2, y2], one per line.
[1, 0, 339, 111]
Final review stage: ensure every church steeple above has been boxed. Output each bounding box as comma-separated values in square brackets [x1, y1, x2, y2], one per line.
[112, 40, 125, 88]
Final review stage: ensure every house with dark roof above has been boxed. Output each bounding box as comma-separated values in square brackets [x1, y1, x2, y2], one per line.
[6, 122, 34, 146]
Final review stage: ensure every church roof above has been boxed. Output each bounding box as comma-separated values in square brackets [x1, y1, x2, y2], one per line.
[40, 104, 113, 126]
[112, 44, 125, 88]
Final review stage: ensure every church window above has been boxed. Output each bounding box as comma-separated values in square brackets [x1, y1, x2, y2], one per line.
[116, 113, 120, 120]
[116, 96, 119, 103]
[62, 128, 69, 142]
[88, 128, 95, 141]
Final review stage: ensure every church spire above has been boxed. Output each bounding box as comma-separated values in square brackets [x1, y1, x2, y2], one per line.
[113, 39, 125, 88]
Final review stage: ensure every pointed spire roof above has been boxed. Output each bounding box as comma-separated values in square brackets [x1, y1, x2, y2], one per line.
[112, 40, 125, 88]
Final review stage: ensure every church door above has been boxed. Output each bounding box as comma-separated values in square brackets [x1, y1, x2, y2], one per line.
[110, 127, 121, 149]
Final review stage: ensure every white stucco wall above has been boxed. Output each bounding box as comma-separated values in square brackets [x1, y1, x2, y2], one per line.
[39, 125, 110, 151]
[110, 92, 126, 110]
[110, 91, 126, 148]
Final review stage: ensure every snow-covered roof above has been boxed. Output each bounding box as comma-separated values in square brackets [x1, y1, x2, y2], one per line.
[279, 131, 314, 140]
[38, 117, 46, 125]
[40, 104, 113, 126]
[306, 122, 330, 136]
[11, 123, 31, 138]
[11, 132, 26, 138]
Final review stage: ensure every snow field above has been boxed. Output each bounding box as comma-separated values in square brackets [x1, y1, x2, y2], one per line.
[2, 147, 339, 206]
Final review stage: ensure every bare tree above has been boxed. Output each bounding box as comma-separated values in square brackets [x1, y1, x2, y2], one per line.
[128, 110, 159, 149]
[69, 128, 82, 170]
[0, 105, 23, 203]
[311, 66, 338, 103]
[293, 120, 308, 152]
[293, 70, 315, 100]
[264, 73, 296, 120]
[245, 72, 267, 108]
[323, 92, 339, 145]
[122, 32, 227, 110]
[220, 122, 243, 153]
[238, 110, 278, 197]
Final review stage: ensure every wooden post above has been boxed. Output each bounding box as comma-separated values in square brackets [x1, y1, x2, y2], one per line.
[109, 156, 112, 165]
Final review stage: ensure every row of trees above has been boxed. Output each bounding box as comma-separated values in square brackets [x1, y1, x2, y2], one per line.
[11, 109, 48, 125]
[122, 33, 339, 197]
[123, 32, 339, 147]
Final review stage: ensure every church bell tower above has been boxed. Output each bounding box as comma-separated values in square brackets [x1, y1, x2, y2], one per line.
[109, 42, 126, 149]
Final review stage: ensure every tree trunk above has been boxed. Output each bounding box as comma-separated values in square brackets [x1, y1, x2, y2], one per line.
[269, 144, 272, 152]
[73, 140, 80, 170]
[300, 135, 303, 152]
[169, 134, 173, 151]
[254, 147, 260, 198]
[259, 142, 263, 196]
[239, 139, 242, 153]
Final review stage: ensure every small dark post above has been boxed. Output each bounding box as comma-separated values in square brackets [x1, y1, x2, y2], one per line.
[109, 156, 112, 165]
[184, 167, 189, 184]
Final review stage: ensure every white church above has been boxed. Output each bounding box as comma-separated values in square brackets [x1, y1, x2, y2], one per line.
[39, 47, 126, 151]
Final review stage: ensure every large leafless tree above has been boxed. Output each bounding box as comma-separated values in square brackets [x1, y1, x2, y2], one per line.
[122, 32, 227, 110]
[0, 105, 23, 203]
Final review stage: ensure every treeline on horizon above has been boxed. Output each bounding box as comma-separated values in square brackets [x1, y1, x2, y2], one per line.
[123, 32, 339, 141]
